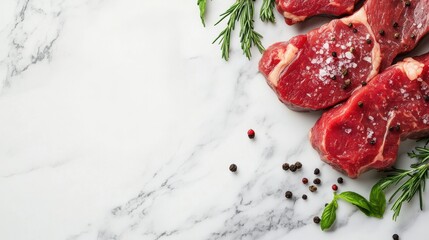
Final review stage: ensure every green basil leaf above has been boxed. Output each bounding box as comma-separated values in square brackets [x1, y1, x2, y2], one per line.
[321, 199, 338, 231]
[369, 184, 386, 218]
[338, 191, 372, 216]
[197, 0, 207, 27]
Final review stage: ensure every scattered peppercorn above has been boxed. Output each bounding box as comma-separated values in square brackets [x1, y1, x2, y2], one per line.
[348, 22, 353, 28]
[424, 95, 429, 101]
[379, 30, 385, 36]
[332, 184, 338, 191]
[302, 178, 309, 184]
[229, 164, 237, 172]
[341, 68, 348, 76]
[247, 129, 255, 139]
[405, 0, 411, 7]
[332, 51, 337, 57]
[331, 37, 336, 41]
[290, 164, 297, 172]
[313, 178, 321, 185]
[314, 168, 320, 175]
[353, 28, 358, 33]
[395, 124, 401, 131]
[361, 81, 367, 86]
[393, 22, 399, 28]
[358, 101, 364, 107]
[342, 79, 351, 90]
[392, 234, 399, 240]
[394, 33, 400, 39]
[295, 161, 302, 169]
[411, 33, 416, 39]
[313, 216, 321, 224]
[337, 177, 344, 184]
[330, 75, 337, 80]
[350, 47, 355, 53]
[302, 194, 308, 200]
[389, 126, 395, 131]
[370, 139, 376, 145]
[366, 38, 372, 44]
[309, 185, 318, 192]
[285, 191, 293, 199]
[282, 163, 290, 171]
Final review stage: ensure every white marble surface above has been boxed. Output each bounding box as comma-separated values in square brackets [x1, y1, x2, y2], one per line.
[1, 1, 429, 239]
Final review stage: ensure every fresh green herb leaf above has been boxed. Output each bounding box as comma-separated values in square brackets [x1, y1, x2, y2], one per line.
[321, 199, 338, 231]
[213, 0, 265, 60]
[260, 0, 276, 23]
[197, 0, 207, 27]
[369, 184, 386, 217]
[337, 191, 373, 216]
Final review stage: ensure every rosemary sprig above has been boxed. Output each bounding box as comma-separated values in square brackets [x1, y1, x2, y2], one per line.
[260, 0, 275, 23]
[213, 0, 264, 60]
[377, 143, 429, 220]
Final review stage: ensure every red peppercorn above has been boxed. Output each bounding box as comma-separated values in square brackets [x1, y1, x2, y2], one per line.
[302, 178, 308, 184]
[332, 184, 338, 191]
[247, 129, 255, 139]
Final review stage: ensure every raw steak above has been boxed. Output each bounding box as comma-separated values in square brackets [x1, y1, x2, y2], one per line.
[276, 0, 358, 25]
[260, 0, 429, 111]
[310, 54, 429, 178]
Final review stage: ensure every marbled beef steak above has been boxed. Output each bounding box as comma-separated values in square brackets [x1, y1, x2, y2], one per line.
[276, 0, 359, 25]
[310, 54, 429, 178]
[260, 0, 429, 111]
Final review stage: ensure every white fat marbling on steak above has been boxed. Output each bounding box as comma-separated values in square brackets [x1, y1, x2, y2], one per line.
[267, 44, 299, 87]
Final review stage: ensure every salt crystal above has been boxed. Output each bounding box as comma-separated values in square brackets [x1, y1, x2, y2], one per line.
[345, 52, 353, 59]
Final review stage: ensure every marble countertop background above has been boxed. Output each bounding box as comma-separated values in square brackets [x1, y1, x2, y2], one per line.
[1, 0, 429, 239]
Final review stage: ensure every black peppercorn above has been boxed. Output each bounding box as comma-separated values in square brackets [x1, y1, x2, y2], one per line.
[331, 75, 337, 80]
[392, 234, 399, 240]
[302, 194, 308, 200]
[337, 177, 344, 184]
[389, 126, 395, 131]
[313, 178, 321, 185]
[405, 0, 411, 7]
[313, 216, 321, 224]
[353, 28, 358, 33]
[331, 37, 336, 41]
[290, 164, 297, 172]
[350, 47, 355, 53]
[411, 33, 416, 39]
[366, 39, 372, 44]
[358, 101, 364, 107]
[395, 124, 401, 131]
[342, 79, 351, 90]
[361, 81, 367, 86]
[379, 30, 385, 36]
[309, 185, 318, 192]
[282, 163, 290, 171]
[332, 51, 337, 57]
[295, 161, 302, 169]
[394, 33, 400, 39]
[285, 191, 293, 199]
[348, 22, 353, 28]
[370, 139, 376, 145]
[314, 168, 320, 175]
[341, 68, 349, 76]
[393, 22, 399, 28]
[229, 164, 237, 172]
[424, 95, 429, 101]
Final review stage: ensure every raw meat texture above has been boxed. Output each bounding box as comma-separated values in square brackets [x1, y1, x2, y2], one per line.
[260, 0, 429, 111]
[310, 54, 429, 178]
[276, 0, 358, 25]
